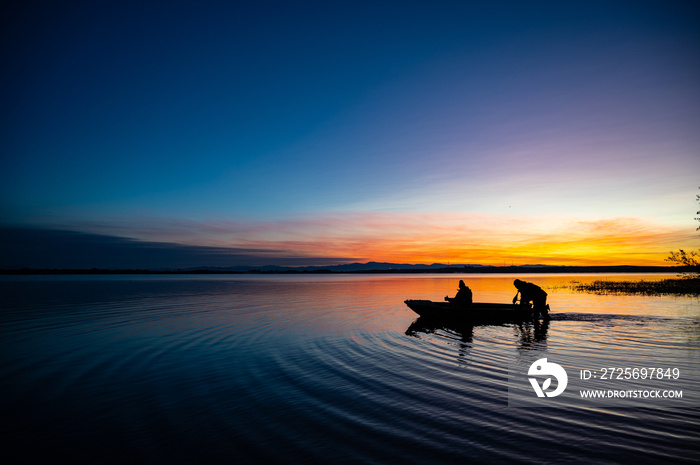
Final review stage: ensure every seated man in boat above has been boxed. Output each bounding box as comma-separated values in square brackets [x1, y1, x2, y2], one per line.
[512, 279, 550, 320]
[444, 280, 473, 309]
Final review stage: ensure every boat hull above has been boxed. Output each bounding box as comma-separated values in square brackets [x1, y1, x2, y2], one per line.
[404, 299, 534, 324]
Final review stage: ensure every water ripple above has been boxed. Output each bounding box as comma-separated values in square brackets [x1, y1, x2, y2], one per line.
[2, 276, 699, 464]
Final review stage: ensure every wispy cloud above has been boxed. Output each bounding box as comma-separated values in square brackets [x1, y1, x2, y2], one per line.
[0, 227, 361, 269]
[25, 212, 690, 268]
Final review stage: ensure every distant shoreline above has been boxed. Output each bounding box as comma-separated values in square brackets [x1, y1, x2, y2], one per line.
[572, 277, 700, 296]
[0, 265, 689, 275]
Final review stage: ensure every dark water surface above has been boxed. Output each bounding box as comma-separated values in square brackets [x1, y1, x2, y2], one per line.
[2, 274, 699, 464]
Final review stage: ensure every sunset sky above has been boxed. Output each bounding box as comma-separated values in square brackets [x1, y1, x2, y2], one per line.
[2, 1, 699, 268]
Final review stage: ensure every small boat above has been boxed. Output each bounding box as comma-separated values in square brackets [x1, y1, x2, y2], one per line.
[404, 299, 535, 324]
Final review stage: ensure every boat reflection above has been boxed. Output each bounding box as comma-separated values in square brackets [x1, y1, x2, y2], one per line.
[405, 316, 474, 343]
[405, 317, 549, 351]
[405, 317, 476, 364]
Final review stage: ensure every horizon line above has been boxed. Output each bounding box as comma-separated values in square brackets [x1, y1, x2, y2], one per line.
[0, 263, 687, 275]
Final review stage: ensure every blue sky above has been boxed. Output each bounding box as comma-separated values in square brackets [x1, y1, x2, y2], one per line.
[2, 0, 699, 267]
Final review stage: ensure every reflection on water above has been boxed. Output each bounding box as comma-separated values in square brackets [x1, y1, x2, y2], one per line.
[405, 318, 550, 352]
[406, 316, 475, 341]
[1, 274, 699, 464]
[514, 319, 550, 350]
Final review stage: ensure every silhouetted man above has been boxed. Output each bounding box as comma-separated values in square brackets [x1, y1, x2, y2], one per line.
[445, 280, 472, 308]
[512, 279, 550, 320]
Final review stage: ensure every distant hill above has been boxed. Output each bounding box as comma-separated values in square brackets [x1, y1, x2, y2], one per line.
[2, 262, 681, 275]
[182, 262, 493, 273]
[176, 262, 673, 274]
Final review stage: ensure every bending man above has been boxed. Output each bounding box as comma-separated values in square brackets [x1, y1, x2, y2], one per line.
[512, 279, 550, 320]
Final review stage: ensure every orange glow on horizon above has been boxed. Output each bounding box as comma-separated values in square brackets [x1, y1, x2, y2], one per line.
[214, 212, 693, 267]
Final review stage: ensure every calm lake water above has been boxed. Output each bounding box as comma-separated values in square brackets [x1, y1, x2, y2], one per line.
[2, 274, 699, 464]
